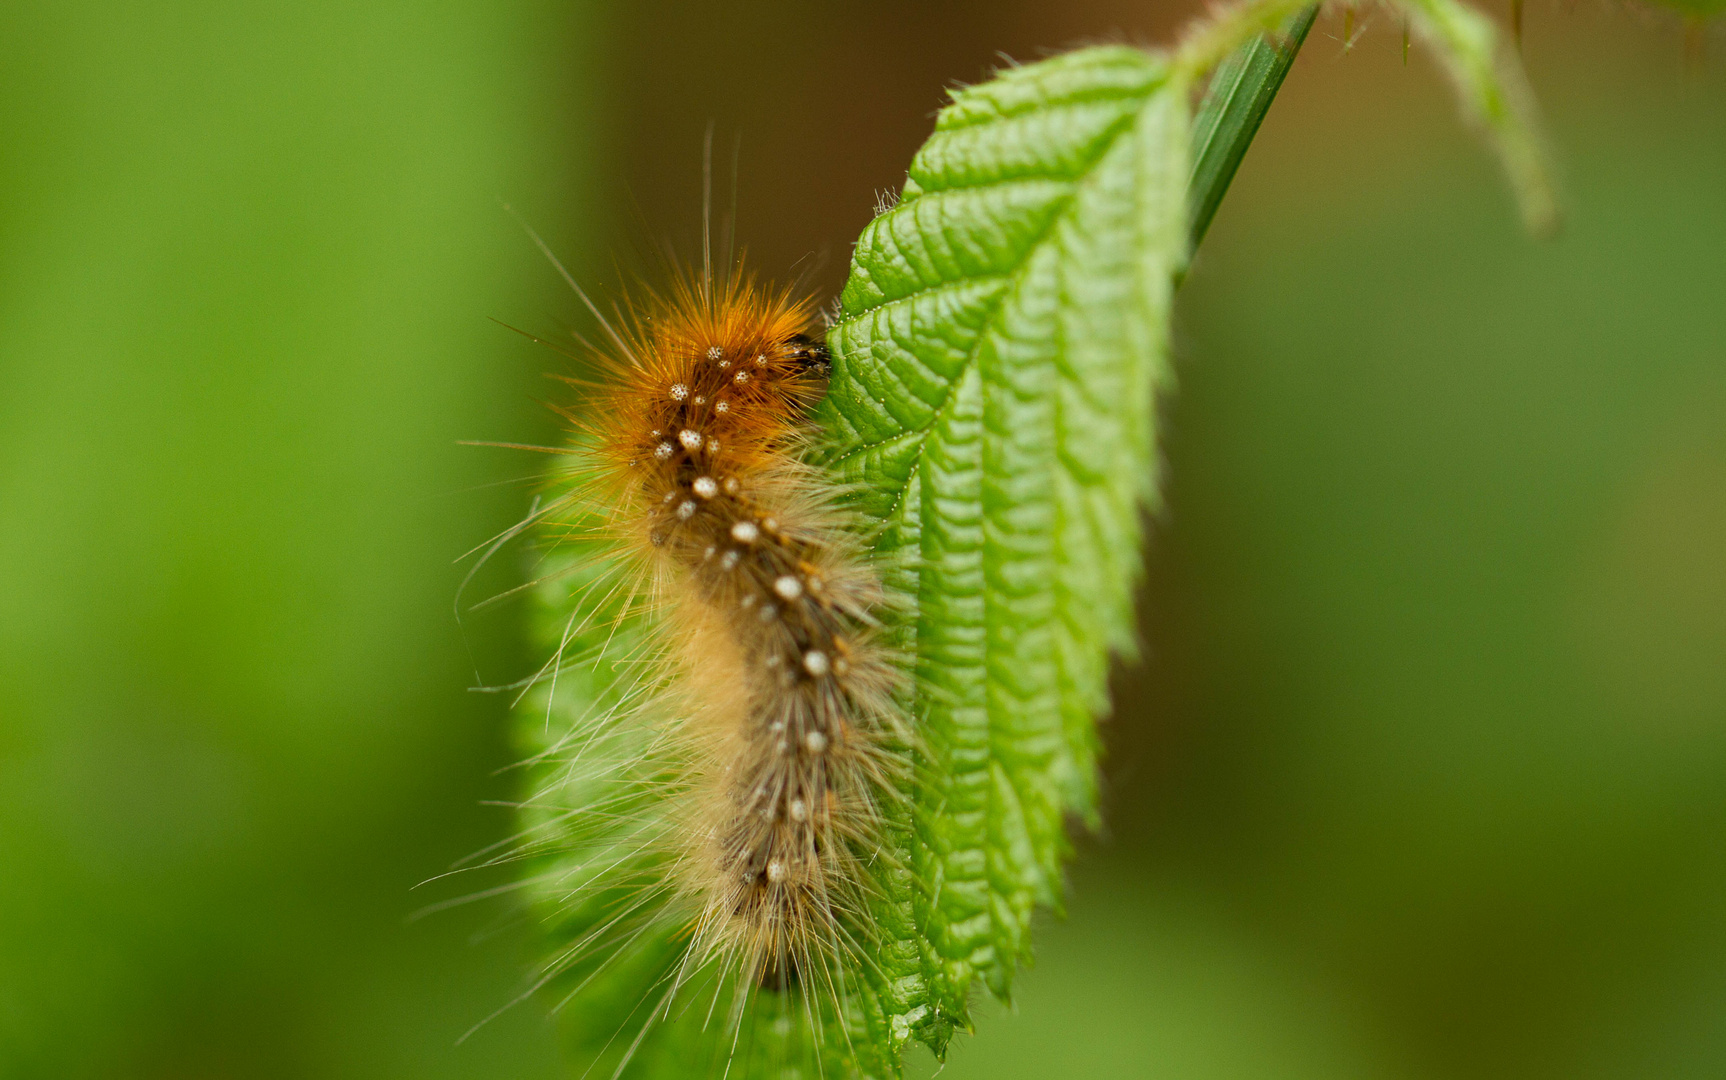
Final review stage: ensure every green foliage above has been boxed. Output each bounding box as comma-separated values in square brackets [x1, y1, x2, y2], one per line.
[818, 45, 1191, 1040]
[520, 3, 1556, 1077]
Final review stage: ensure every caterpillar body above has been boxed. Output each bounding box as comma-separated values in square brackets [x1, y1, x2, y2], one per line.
[513, 262, 904, 1072]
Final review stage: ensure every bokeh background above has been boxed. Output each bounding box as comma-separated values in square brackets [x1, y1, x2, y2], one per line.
[2, 3, 1723, 1078]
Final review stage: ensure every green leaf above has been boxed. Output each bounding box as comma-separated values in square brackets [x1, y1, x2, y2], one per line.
[517, 47, 1198, 1080]
[817, 43, 1192, 1031]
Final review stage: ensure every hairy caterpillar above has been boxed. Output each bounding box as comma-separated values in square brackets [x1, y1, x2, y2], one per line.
[490, 238, 905, 1074]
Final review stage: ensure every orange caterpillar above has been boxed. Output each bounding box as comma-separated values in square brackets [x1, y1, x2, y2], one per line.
[546, 262, 901, 1000]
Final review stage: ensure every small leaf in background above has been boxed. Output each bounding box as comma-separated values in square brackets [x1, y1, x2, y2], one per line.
[1400, 0, 1560, 234]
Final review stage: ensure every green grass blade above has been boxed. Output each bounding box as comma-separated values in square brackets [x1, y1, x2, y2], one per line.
[1187, 6, 1318, 250]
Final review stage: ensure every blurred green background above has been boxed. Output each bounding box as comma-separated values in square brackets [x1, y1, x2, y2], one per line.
[2, 3, 1722, 1078]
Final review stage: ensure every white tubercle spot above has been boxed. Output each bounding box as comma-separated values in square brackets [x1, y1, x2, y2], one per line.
[669, 383, 689, 401]
[692, 395, 706, 406]
[803, 650, 830, 677]
[714, 400, 730, 414]
[733, 371, 750, 385]
[661, 490, 675, 503]
[676, 500, 697, 520]
[678, 429, 703, 451]
[692, 476, 719, 499]
[740, 594, 756, 608]
[774, 575, 803, 600]
[703, 546, 716, 560]
[654, 442, 674, 460]
[833, 656, 850, 676]
[758, 603, 778, 622]
[762, 518, 779, 532]
[731, 521, 759, 544]
[720, 550, 740, 570]
[717, 359, 731, 370]
[805, 729, 828, 754]
[706, 437, 720, 454]
[707, 345, 723, 361]
[755, 353, 768, 367]
[722, 477, 741, 495]
[766, 860, 786, 883]
[789, 799, 808, 822]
